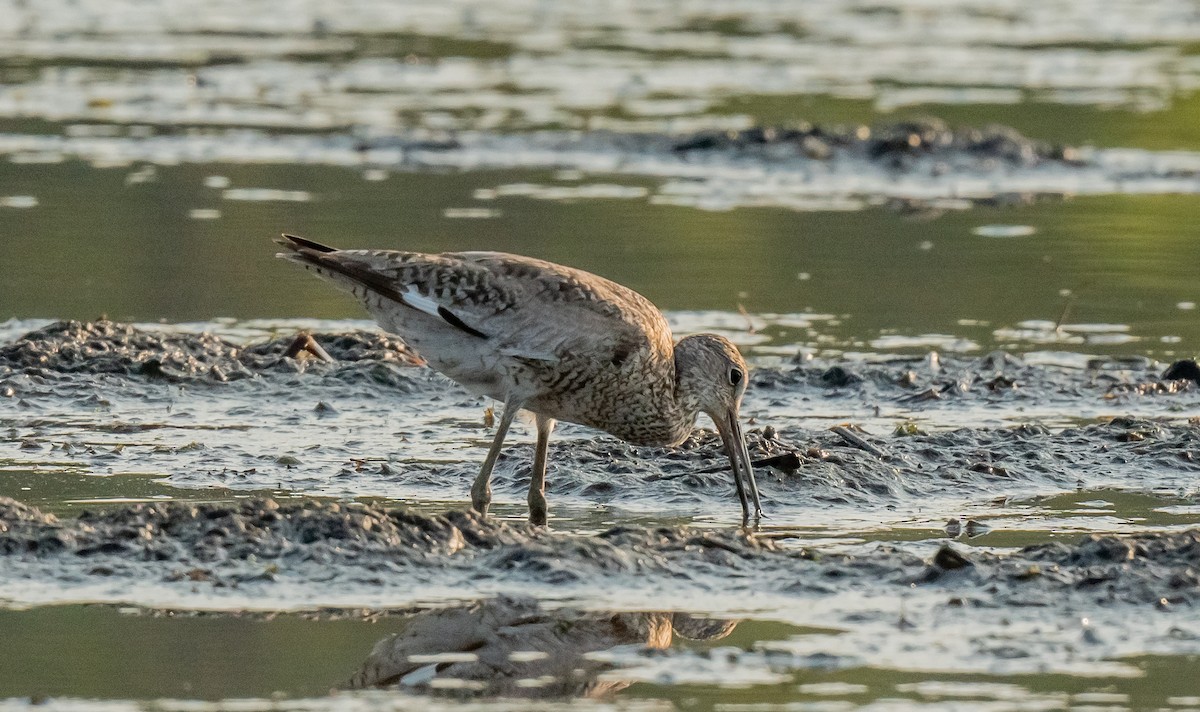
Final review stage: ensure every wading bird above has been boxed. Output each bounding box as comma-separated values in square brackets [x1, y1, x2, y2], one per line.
[276, 234, 763, 525]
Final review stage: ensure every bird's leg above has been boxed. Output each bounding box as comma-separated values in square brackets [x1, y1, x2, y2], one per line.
[527, 415, 556, 526]
[470, 397, 524, 517]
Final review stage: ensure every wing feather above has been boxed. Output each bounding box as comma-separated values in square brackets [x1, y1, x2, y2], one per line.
[277, 236, 672, 365]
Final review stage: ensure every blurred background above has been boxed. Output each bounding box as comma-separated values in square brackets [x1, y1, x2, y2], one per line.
[1, 0, 1199, 357]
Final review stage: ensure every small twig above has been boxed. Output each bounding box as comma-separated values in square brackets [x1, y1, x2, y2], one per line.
[1053, 294, 1076, 333]
[687, 451, 803, 476]
[284, 333, 335, 363]
[736, 303, 757, 334]
[831, 425, 887, 458]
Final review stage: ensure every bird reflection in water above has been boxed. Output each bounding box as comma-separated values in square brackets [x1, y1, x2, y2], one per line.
[348, 596, 737, 697]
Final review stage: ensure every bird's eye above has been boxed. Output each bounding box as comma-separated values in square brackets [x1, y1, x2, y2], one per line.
[729, 368, 744, 387]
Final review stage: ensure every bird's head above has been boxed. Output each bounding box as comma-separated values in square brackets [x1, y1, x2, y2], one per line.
[675, 333, 749, 418]
[675, 334, 761, 522]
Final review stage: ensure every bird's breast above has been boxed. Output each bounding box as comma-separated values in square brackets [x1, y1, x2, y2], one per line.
[522, 357, 693, 447]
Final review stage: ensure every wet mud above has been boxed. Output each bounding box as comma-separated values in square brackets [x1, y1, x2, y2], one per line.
[5, 320, 1200, 696]
[0, 495, 780, 597]
[0, 319, 421, 383]
[4, 320, 1200, 514]
[3, 494, 1200, 609]
[373, 118, 1079, 180]
[669, 120, 1074, 164]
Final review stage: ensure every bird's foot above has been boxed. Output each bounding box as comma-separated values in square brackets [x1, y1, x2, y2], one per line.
[527, 492, 548, 526]
[740, 509, 764, 530]
[470, 485, 492, 517]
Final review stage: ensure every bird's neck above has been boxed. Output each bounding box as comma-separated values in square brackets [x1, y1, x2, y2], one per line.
[668, 339, 707, 437]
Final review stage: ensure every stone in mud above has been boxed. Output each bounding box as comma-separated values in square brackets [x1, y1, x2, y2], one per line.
[963, 519, 990, 538]
[820, 365, 862, 387]
[909, 545, 974, 583]
[1163, 359, 1200, 383]
[932, 545, 972, 570]
[975, 351, 1025, 371]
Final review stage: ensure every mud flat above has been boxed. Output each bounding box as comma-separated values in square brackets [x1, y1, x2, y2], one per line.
[4, 320, 1200, 515]
[3, 495, 1200, 690]
[7, 319, 1200, 513]
[4, 320, 1200, 705]
[4, 495, 1200, 610]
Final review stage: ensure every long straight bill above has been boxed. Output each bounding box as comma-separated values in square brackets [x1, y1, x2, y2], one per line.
[717, 411, 764, 523]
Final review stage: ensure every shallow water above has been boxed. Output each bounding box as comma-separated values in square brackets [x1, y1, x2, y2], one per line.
[4, 1, 1200, 709]
[4, 162, 1200, 360]
[2, 605, 1199, 710]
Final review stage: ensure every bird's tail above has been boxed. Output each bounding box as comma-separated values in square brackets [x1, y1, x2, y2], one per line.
[275, 233, 359, 290]
[275, 233, 409, 307]
[276, 233, 337, 255]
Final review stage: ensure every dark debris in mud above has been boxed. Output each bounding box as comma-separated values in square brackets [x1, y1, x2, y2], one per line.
[0, 320, 421, 383]
[760, 349, 1190, 407]
[352, 120, 1130, 211]
[667, 119, 1079, 169]
[369, 119, 1080, 171]
[1, 497, 1199, 608]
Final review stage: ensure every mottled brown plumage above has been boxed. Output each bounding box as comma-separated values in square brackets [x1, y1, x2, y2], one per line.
[276, 234, 763, 525]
